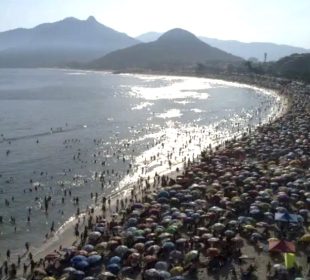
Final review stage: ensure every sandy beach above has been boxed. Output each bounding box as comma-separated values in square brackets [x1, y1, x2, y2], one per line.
[1, 73, 309, 280]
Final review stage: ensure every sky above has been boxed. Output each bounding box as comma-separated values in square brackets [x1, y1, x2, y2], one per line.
[0, 0, 309, 48]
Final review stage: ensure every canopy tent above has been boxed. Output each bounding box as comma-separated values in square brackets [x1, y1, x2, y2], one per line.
[274, 212, 298, 223]
[269, 240, 296, 253]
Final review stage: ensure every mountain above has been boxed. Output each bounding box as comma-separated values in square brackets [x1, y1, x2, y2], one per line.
[136, 32, 309, 61]
[271, 53, 310, 82]
[0, 16, 139, 67]
[90, 28, 242, 71]
[199, 37, 309, 61]
[135, 32, 162, 43]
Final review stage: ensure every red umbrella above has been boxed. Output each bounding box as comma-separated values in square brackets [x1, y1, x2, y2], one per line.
[268, 240, 295, 253]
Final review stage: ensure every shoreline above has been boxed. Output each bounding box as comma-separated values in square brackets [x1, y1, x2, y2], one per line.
[29, 74, 289, 259]
[2, 71, 307, 280]
[29, 74, 288, 262]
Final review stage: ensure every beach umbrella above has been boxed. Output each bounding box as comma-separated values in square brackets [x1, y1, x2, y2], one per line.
[98, 271, 117, 279]
[95, 242, 108, 251]
[89, 231, 101, 240]
[159, 270, 171, 280]
[115, 245, 129, 257]
[134, 236, 146, 243]
[144, 255, 158, 264]
[107, 240, 119, 250]
[208, 237, 219, 244]
[159, 232, 172, 239]
[83, 244, 94, 252]
[231, 237, 244, 248]
[144, 240, 155, 248]
[78, 250, 88, 256]
[299, 233, 310, 242]
[169, 250, 183, 261]
[176, 238, 187, 244]
[133, 242, 145, 252]
[162, 241, 176, 251]
[158, 191, 170, 198]
[146, 245, 161, 254]
[185, 250, 199, 262]
[88, 255, 102, 265]
[109, 256, 121, 265]
[73, 270, 85, 280]
[107, 263, 121, 275]
[155, 261, 169, 271]
[158, 197, 170, 204]
[63, 267, 76, 273]
[74, 260, 89, 271]
[71, 255, 88, 264]
[224, 230, 235, 237]
[144, 268, 160, 279]
[201, 233, 213, 240]
[212, 223, 225, 231]
[170, 266, 184, 276]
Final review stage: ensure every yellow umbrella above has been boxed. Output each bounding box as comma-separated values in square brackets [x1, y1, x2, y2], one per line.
[243, 225, 256, 231]
[299, 233, 310, 242]
[170, 266, 184, 276]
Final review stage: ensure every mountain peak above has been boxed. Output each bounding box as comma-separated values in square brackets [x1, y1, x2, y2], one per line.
[86, 16, 97, 23]
[157, 28, 198, 42]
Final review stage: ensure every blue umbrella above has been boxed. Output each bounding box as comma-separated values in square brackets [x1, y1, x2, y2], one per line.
[155, 261, 169, 271]
[115, 245, 129, 257]
[159, 270, 171, 279]
[71, 255, 88, 264]
[88, 255, 102, 265]
[162, 241, 175, 251]
[127, 217, 138, 226]
[74, 260, 89, 271]
[107, 263, 121, 275]
[145, 240, 155, 248]
[157, 197, 170, 204]
[109, 256, 121, 265]
[83, 244, 94, 252]
[134, 236, 146, 243]
[158, 191, 170, 198]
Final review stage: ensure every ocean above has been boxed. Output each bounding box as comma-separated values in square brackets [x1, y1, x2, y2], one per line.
[0, 68, 284, 261]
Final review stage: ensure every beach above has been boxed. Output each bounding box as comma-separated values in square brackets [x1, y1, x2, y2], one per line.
[1, 73, 309, 280]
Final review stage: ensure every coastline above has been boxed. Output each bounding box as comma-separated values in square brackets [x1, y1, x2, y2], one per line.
[28, 73, 289, 263]
[3, 70, 308, 280]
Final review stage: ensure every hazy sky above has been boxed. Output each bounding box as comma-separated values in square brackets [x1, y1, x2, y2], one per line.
[1, 0, 309, 48]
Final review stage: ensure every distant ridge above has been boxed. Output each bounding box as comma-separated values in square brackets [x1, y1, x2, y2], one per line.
[90, 28, 242, 71]
[136, 32, 309, 61]
[0, 16, 139, 67]
[271, 53, 310, 82]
